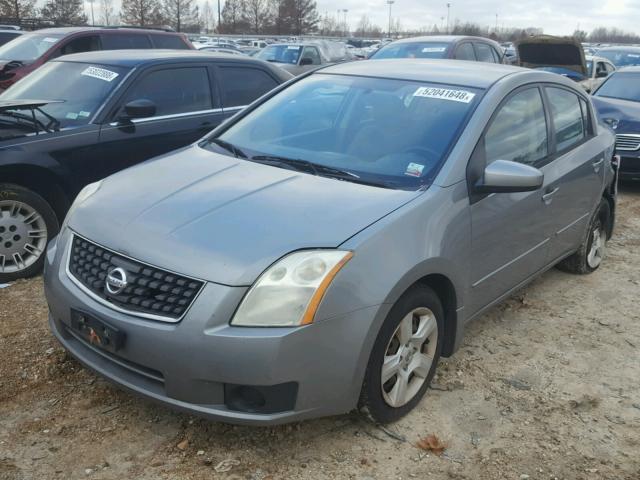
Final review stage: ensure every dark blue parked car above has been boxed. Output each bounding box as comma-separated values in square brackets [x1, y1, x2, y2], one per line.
[0, 50, 292, 281]
[592, 67, 640, 181]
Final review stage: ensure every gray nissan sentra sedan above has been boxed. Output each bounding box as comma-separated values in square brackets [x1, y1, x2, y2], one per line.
[44, 60, 617, 425]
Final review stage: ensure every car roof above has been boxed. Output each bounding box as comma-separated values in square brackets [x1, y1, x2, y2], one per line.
[597, 46, 640, 52]
[55, 49, 264, 67]
[385, 35, 497, 45]
[32, 27, 177, 35]
[317, 59, 524, 89]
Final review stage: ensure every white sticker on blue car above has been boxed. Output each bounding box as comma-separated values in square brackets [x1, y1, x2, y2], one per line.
[81, 66, 119, 82]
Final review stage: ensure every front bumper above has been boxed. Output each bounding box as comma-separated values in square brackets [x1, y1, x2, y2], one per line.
[44, 231, 379, 425]
[617, 150, 640, 180]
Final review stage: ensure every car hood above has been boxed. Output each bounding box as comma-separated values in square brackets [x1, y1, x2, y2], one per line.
[592, 95, 640, 134]
[516, 35, 587, 76]
[69, 145, 418, 286]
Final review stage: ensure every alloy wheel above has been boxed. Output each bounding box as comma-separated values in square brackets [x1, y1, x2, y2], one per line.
[0, 200, 48, 274]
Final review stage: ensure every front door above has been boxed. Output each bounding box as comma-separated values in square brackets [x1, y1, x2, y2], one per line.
[468, 86, 558, 315]
[97, 64, 225, 177]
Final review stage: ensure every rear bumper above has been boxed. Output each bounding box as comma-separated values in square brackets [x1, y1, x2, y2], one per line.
[44, 230, 378, 425]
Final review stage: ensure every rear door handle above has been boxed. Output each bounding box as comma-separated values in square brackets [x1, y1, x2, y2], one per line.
[593, 157, 604, 172]
[542, 187, 559, 204]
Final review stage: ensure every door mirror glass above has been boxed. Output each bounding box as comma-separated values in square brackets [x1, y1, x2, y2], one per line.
[476, 159, 544, 193]
[299, 57, 313, 66]
[122, 99, 156, 120]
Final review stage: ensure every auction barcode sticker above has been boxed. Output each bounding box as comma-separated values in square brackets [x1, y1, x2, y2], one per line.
[81, 66, 119, 82]
[422, 47, 446, 53]
[413, 87, 476, 103]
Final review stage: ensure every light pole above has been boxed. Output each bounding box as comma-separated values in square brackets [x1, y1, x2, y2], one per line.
[387, 0, 395, 39]
[495, 13, 498, 33]
[446, 3, 451, 34]
[342, 9, 348, 38]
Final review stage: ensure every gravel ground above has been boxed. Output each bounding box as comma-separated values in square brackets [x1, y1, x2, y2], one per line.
[1, 185, 639, 480]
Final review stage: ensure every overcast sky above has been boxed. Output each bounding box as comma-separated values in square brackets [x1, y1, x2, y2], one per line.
[82, 0, 638, 36]
[315, 0, 638, 35]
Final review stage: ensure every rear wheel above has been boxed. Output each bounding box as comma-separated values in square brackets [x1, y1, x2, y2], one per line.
[0, 183, 58, 282]
[557, 199, 609, 274]
[359, 285, 443, 423]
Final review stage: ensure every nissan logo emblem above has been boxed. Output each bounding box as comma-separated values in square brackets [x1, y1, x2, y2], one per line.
[105, 267, 128, 295]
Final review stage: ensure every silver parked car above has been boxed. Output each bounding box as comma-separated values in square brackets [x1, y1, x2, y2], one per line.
[255, 41, 351, 75]
[44, 60, 617, 425]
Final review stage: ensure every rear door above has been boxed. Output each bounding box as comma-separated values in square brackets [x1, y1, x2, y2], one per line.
[541, 86, 603, 261]
[215, 64, 281, 117]
[468, 86, 557, 315]
[96, 63, 224, 175]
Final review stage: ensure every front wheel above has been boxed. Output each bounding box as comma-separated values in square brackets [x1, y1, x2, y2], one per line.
[0, 183, 59, 283]
[359, 285, 444, 424]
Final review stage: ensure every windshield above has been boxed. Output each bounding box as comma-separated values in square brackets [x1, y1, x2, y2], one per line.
[597, 49, 640, 67]
[594, 72, 640, 102]
[0, 61, 128, 127]
[0, 33, 63, 62]
[212, 74, 480, 190]
[256, 45, 302, 64]
[371, 42, 450, 59]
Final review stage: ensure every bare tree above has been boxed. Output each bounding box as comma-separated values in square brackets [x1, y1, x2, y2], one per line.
[121, 0, 161, 26]
[219, 0, 246, 33]
[100, 0, 117, 25]
[0, 0, 36, 22]
[161, 0, 198, 31]
[244, 0, 272, 34]
[41, 0, 86, 25]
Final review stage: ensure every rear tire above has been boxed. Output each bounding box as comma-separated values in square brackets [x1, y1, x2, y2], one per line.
[557, 199, 609, 275]
[0, 183, 59, 282]
[359, 285, 444, 424]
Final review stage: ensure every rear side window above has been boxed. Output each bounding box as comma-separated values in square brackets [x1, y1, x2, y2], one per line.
[475, 43, 496, 63]
[151, 34, 188, 49]
[545, 87, 585, 151]
[102, 34, 151, 50]
[455, 43, 475, 61]
[218, 67, 279, 108]
[120, 67, 213, 117]
[485, 88, 548, 166]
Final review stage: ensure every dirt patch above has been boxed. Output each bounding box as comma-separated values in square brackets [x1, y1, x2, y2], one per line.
[1, 186, 639, 480]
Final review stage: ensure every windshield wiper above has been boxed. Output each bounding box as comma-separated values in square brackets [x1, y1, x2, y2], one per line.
[0, 107, 60, 134]
[210, 138, 247, 158]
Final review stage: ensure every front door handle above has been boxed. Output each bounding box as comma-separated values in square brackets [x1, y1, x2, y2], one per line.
[593, 157, 604, 173]
[542, 187, 559, 204]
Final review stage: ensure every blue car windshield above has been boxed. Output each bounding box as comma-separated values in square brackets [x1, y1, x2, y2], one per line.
[212, 74, 481, 190]
[594, 72, 640, 102]
[597, 49, 640, 67]
[371, 42, 450, 59]
[0, 61, 128, 127]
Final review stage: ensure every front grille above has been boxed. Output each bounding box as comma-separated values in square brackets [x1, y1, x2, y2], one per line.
[68, 235, 204, 321]
[615, 134, 640, 152]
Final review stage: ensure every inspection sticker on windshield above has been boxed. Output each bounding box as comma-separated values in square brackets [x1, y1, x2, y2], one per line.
[81, 66, 119, 82]
[43, 37, 58, 43]
[405, 162, 425, 177]
[422, 47, 446, 53]
[287, 45, 300, 50]
[413, 87, 475, 103]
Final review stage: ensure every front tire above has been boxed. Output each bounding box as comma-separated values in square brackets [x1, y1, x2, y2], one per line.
[359, 285, 444, 424]
[0, 183, 59, 282]
[557, 199, 609, 275]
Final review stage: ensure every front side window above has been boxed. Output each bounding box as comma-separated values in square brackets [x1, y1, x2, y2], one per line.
[594, 72, 640, 102]
[212, 74, 481, 190]
[59, 35, 101, 56]
[485, 88, 548, 166]
[120, 67, 212, 117]
[218, 67, 279, 108]
[475, 43, 496, 63]
[546, 87, 585, 151]
[371, 42, 450, 59]
[0, 33, 63, 62]
[455, 43, 476, 61]
[256, 45, 302, 65]
[0, 61, 128, 128]
[302, 46, 321, 65]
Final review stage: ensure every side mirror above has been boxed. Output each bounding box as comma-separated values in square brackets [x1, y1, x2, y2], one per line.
[120, 99, 156, 121]
[299, 57, 313, 66]
[596, 70, 608, 78]
[475, 159, 544, 193]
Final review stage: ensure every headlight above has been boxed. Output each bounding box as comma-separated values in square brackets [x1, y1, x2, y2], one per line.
[60, 180, 103, 231]
[231, 250, 353, 327]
